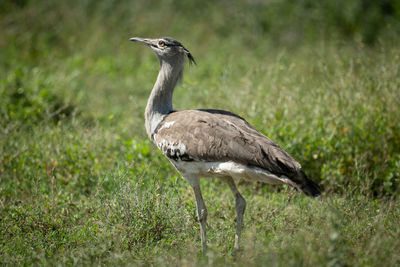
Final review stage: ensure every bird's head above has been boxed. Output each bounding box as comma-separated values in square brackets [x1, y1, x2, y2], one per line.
[130, 37, 196, 65]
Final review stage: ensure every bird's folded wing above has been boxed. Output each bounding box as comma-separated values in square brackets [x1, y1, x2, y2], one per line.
[153, 109, 301, 177]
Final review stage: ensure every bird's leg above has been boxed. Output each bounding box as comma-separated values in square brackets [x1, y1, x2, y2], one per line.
[225, 177, 246, 255]
[192, 183, 208, 253]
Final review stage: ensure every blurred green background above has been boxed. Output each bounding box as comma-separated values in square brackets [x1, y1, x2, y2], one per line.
[1, 0, 400, 265]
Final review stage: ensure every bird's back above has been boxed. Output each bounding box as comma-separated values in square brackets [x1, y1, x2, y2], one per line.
[153, 109, 320, 197]
[153, 109, 302, 177]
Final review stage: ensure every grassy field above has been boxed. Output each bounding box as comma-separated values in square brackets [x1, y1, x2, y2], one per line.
[1, 0, 400, 265]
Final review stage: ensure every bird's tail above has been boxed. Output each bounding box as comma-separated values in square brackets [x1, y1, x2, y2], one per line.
[293, 170, 321, 197]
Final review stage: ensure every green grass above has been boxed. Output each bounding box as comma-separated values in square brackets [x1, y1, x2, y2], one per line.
[1, 0, 400, 265]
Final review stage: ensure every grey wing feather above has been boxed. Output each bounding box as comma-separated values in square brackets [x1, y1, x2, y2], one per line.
[153, 109, 301, 176]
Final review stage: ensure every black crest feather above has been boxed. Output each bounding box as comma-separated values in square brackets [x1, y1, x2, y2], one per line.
[161, 37, 196, 65]
[184, 49, 196, 65]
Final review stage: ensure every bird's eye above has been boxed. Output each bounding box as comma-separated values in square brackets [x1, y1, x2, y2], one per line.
[158, 41, 165, 47]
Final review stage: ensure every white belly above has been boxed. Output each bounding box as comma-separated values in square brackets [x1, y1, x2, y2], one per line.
[171, 160, 292, 187]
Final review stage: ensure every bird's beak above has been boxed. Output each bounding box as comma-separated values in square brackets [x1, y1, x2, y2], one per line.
[129, 37, 155, 47]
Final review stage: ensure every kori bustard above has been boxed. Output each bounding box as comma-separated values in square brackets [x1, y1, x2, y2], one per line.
[130, 37, 320, 253]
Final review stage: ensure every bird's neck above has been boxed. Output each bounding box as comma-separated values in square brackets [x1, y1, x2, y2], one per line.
[145, 59, 183, 138]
